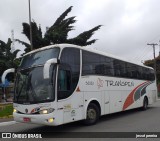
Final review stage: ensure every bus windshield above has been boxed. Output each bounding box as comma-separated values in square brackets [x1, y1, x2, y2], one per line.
[14, 65, 55, 104]
[14, 47, 60, 104]
[20, 47, 60, 69]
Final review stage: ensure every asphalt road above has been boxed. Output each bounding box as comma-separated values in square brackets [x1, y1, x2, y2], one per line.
[1, 101, 160, 141]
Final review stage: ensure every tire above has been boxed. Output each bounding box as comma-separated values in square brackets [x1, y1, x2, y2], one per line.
[84, 103, 100, 125]
[142, 97, 148, 111]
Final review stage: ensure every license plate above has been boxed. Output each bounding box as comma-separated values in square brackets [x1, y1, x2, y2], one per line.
[23, 117, 31, 122]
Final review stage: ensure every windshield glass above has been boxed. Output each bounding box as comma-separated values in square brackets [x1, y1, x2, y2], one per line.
[14, 66, 55, 104]
[20, 47, 60, 69]
[14, 47, 60, 104]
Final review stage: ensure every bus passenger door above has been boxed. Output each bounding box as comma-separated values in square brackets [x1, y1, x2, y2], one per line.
[57, 65, 72, 124]
[57, 64, 83, 124]
[57, 47, 81, 124]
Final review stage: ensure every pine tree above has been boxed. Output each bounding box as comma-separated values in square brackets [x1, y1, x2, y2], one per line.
[17, 6, 102, 53]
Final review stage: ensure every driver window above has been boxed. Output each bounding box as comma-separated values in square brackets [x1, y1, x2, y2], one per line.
[58, 69, 71, 91]
[57, 48, 80, 100]
[57, 66, 72, 100]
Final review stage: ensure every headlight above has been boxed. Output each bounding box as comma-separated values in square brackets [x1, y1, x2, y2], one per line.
[13, 109, 17, 113]
[40, 109, 48, 114]
[39, 108, 54, 114]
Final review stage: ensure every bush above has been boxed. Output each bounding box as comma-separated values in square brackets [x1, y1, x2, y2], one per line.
[0, 104, 13, 117]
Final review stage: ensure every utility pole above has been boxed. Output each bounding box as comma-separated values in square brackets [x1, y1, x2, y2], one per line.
[11, 30, 15, 53]
[147, 43, 158, 83]
[28, 0, 33, 50]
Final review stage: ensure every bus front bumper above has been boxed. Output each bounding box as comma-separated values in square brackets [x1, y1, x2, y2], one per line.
[13, 112, 61, 126]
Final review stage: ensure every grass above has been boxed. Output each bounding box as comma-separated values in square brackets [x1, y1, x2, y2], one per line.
[0, 104, 13, 118]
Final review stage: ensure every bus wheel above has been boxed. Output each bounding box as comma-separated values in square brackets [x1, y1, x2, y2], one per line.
[84, 103, 100, 125]
[142, 97, 148, 111]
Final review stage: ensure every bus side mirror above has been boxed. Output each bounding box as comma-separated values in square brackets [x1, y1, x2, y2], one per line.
[1, 68, 15, 84]
[43, 58, 58, 79]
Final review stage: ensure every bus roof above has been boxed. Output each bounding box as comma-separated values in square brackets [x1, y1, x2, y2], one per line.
[23, 44, 153, 70]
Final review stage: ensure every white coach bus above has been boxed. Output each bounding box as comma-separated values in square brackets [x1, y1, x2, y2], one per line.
[13, 44, 157, 126]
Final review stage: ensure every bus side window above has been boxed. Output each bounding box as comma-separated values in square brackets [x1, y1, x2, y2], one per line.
[58, 68, 72, 100]
[58, 69, 71, 91]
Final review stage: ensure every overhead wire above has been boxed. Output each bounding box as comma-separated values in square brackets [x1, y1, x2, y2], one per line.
[129, 34, 160, 63]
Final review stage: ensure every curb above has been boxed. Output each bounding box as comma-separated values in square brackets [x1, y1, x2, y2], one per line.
[0, 121, 17, 126]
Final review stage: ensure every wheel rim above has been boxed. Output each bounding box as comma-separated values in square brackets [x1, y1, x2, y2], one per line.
[87, 108, 97, 120]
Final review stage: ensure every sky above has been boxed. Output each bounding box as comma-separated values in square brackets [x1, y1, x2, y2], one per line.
[1, 0, 160, 64]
